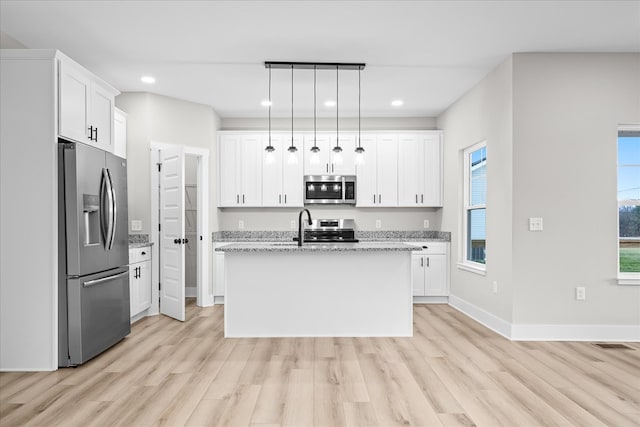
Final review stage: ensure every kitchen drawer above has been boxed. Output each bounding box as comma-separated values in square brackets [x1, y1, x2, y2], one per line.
[407, 241, 447, 254]
[129, 246, 151, 264]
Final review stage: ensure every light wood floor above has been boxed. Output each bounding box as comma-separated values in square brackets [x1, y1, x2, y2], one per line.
[1, 300, 639, 427]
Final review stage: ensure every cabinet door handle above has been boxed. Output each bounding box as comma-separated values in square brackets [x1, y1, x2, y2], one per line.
[421, 257, 423, 267]
[284, 194, 287, 204]
[378, 194, 381, 204]
[415, 194, 418, 203]
[326, 164, 329, 173]
[174, 238, 181, 244]
[242, 194, 245, 204]
[427, 257, 430, 267]
[138, 266, 142, 278]
[94, 127, 98, 142]
[279, 194, 282, 204]
[141, 251, 146, 255]
[87, 126, 93, 140]
[373, 194, 376, 204]
[421, 194, 424, 203]
[236, 194, 239, 204]
[332, 164, 334, 173]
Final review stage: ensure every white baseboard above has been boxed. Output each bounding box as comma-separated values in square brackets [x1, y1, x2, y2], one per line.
[448, 295, 511, 339]
[413, 296, 449, 304]
[511, 324, 640, 342]
[449, 294, 640, 342]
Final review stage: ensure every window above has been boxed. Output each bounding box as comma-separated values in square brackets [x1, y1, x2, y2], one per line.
[461, 141, 487, 273]
[618, 127, 640, 285]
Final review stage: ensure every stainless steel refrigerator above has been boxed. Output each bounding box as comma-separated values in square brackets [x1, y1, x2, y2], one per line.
[58, 140, 130, 367]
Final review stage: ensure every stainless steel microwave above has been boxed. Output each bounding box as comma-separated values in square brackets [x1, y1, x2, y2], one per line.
[304, 175, 356, 205]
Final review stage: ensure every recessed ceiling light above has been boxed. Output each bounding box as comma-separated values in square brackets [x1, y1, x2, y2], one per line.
[140, 75, 156, 84]
[324, 100, 336, 107]
[261, 100, 272, 107]
[391, 100, 403, 107]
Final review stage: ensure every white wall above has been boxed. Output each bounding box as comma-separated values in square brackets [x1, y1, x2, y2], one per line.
[511, 53, 640, 327]
[437, 57, 515, 323]
[438, 53, 640, 338]
[115, 92, 221, 235]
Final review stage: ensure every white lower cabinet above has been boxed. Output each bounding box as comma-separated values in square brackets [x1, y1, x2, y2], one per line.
[410, 242, 449, 298]
[129, 246, 152, 319]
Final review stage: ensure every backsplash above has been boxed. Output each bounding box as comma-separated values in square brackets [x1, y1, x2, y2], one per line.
[213, 230, 450, 242]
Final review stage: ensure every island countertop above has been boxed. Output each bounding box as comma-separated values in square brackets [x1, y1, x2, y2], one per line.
[215, 242, 419, 253]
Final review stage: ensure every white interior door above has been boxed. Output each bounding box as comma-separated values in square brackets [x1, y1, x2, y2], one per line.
[160, 147, 185, 321]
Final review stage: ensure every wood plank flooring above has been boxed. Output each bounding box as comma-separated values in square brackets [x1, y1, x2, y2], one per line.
[1, 300, 638, 426]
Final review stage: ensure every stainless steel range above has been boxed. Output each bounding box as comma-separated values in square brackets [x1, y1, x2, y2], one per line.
[297, 218, 359, 243]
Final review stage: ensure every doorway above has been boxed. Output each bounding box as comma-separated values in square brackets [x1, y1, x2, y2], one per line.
[149, 142, 211, 322]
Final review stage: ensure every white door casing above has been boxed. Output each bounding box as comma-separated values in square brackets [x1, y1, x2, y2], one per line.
[159, 146, 186, 321]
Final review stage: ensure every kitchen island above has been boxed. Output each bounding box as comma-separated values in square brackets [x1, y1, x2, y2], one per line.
[216, 242, 416, 337]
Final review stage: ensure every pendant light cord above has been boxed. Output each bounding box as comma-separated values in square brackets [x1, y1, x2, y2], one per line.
[314, 66, 317, 149]
[291, 65, 294, 149]
[358, 67, 361, 148]
[268, 66, 272, 147]
[336, 66, 339, 148]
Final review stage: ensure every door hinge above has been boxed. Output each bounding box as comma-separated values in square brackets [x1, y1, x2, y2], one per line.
[158, 223, 161, 232]
[158, 282, 161, 290]
[157, 162, 162, 172]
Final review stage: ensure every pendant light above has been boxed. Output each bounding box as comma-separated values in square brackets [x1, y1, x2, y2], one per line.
[354, 67, 365, 165]
[265, 65, 275, 165]
[309, 66, 321, 165]
[287, 65, 298, 165]
[332, 65, 343, 165]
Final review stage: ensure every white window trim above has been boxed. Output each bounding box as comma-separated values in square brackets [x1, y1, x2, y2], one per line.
[617, 125, 640, 286]
[459, 140, 487, 274]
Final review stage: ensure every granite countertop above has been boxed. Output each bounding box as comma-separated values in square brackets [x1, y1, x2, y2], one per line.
[129, 234, 153, 248]
[216, 242, 418, 253]
[212, 230, 450, 243]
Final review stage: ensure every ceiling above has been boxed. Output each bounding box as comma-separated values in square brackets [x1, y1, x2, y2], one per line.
[1, 1, 639, 118]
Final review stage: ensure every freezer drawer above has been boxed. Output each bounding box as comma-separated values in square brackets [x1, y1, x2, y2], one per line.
[63, 267, 130, 366]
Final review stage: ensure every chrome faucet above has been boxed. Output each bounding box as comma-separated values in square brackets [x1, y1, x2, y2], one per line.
[298, 209, 313, 247]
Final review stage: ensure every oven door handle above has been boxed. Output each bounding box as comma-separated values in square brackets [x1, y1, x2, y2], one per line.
[341, 176, 346, 203]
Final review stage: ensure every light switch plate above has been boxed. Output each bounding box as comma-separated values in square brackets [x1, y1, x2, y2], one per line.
[238, 220, 244, 229]
[131, 220, 142, 231]
[529, 217, 543, 231]
[423, 219, 430, 229]
[375, 219, 382, 229]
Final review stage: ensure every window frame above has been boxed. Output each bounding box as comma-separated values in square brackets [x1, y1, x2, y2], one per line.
[458, 140, 487, 275]
[617, 125, 640, 286]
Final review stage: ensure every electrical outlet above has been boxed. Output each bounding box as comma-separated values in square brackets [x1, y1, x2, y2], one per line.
[131, 220, 142, 231]
[423, 219, 430, 229]
[238, 220, 244, 229]
[529, 217, 544, 231]
[290, 220, 296, 229]
[575, 287, 586, 301]
[492, 281, 498, 293]
[375, 219, 382, 229]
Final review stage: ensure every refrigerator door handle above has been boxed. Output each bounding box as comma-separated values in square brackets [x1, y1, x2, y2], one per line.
[106, 168, 117, 250]
[83, 270, 129, 288]
[100, 168, 110, 247]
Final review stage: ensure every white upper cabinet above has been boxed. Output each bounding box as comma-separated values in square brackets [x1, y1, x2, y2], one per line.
[303, 134, 331, 175]
[330, 133, 356, 175]
[218, 130, 442, 209]
[262, 134, 304, 207]
[398, 132, 443, 207]
[356, 134, 398, 207]
[58, 57, 118, 152]
[303, 133, 356, 175]
[218, 134, 263, 207]
[113, 107, 127, 158]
